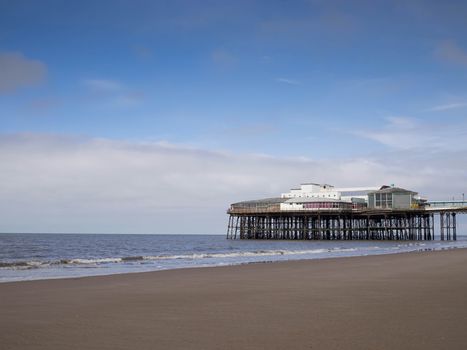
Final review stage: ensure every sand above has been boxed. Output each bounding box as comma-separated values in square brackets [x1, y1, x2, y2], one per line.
[1, 249, 467, 350]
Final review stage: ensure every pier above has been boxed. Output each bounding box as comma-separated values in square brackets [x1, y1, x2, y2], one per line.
[226, 183, 467, 241]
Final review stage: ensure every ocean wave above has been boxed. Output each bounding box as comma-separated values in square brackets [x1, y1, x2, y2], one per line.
[141, 248, 358, 261]
[0, 261, 51, 269]
[2, 242, 467, 273]
[0, 247, 363, 270]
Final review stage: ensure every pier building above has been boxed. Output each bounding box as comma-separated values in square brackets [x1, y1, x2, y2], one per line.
[367, 186, 421, 209]
[227, 183, 467, 241]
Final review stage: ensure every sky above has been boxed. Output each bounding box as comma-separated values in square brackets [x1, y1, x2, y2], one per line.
[1, 0, 467, 234]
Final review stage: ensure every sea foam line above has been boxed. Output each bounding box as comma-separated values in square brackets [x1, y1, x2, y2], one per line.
[0, 247, 363, 270]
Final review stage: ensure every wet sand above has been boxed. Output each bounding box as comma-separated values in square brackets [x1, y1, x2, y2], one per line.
[1, 249, 467, 350]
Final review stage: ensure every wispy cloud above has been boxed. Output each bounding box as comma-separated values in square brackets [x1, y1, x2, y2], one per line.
[276, 78, 300, 85]
[427, 102, 467, 112]
[353, 116, 467, 151]
[435, 40, 467, 67]
[0, 52, 47, 93]
[353, 116, 424, 150]
[83, 79, 123, 92]
[83, 79, 144, 107]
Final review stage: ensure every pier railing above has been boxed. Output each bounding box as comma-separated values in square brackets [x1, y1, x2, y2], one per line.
[227, 207, 423, 215]
[426, 201, 467, 210]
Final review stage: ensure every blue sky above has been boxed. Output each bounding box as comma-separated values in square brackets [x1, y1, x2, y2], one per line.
[1, 1, 467, 233]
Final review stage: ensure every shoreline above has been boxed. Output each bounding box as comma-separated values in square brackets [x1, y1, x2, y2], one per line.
[2, 249, 467, 349]
[1, 244, 466, 285]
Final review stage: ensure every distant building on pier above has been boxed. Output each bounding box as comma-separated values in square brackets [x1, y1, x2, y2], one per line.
[367, 186, 420, 210]
[276, 183, 379, 211]
[280, 183, 378, 202]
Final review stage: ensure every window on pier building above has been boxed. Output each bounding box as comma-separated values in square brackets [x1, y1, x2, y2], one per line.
[375, 193, 393, 208]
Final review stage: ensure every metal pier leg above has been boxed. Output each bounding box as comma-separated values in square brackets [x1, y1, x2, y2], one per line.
[440, 213, 444, 241]
[417, 215, 423, 241]
[446, 213, 451, 240]
[424, 215, 427, 241]
[366, 216, 370, 240]
[453, 213, 457, 241]
[431, 214, 435, 240]
[227, 215, 232, 239]
[384, 215, 388, 240]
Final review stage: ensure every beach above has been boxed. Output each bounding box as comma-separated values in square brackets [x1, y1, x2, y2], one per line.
[1, 249, 467, 350]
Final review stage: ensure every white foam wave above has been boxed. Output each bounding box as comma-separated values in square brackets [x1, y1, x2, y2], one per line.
[66, 258, 122, 264]
[143, 248, 337, 261]
[5, 242, 465, 272]
[0, 247, 362, 270]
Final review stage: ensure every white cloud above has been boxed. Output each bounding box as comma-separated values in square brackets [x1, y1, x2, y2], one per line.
[354, 116, 467, 151]
[427, 102, 467, 112]
[0, 133, 465, 233]
[0, 52, 47, 93]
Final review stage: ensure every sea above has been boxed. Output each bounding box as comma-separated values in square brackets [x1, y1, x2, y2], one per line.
[1, 233, 467, 283]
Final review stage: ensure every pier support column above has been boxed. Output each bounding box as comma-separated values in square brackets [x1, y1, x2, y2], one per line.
[440, 213, 445, 241]
[453, 213, 457, 241]
[226, 216, 231, 239]
[366, 216, 370, 240]
[446, 213, 451, 240]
